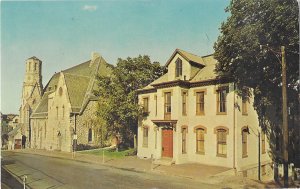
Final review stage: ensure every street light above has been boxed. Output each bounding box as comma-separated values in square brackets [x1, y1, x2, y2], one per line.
[260, 44, 289, 187]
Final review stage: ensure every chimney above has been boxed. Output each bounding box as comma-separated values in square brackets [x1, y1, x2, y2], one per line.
[90, 52, 101, 67]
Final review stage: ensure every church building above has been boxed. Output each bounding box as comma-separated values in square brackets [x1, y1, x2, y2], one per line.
[20, 53, 111, 152]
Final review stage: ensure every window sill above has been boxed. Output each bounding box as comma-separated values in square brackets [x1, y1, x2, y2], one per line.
[196, 152, 205, 155]
[216, 112, 227, 115]
[217, 154, 227, 158]
[142, 145, 148, 148]
[196, 113, 205, 116]
[242, 155, 248, 158]
[242, 113, 248, 116]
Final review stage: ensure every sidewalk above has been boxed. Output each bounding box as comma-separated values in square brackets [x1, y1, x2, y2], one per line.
[10, 149, 268, 188]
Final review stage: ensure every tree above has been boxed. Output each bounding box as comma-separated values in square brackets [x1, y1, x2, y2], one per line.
[94, 55, 163, 148]
[214, 0, 299, 168]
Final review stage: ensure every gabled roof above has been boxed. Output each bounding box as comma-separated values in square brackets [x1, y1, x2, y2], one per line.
[32, 56, 112, 116]
[8, 124, 22, 137]
[64, 73, 90, 112]
[139, 52, 218, 92]
[165, 49, 205, 67]
[190, 54, 217, 82]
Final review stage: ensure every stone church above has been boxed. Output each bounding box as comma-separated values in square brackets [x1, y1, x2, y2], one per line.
[20, 53, 112, 152]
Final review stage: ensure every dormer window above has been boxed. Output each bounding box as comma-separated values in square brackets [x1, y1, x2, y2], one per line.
[175, 58, 182, 77]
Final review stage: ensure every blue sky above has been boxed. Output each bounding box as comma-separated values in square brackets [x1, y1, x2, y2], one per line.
[1, 0, 229, 114]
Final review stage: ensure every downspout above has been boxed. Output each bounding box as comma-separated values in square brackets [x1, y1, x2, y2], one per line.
[233, 83, 237, 174]
[74, 114, 77, 134]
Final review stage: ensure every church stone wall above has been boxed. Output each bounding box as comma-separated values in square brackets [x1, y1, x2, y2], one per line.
[76, 101, 98, 146]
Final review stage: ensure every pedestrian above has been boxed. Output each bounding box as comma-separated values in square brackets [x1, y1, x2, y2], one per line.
[72, 134, 77, 158]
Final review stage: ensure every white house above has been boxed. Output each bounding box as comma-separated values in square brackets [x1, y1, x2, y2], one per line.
[137, 49, 272, 179]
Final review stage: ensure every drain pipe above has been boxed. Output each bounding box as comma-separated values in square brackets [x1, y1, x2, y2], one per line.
[233, 84, 237, 174]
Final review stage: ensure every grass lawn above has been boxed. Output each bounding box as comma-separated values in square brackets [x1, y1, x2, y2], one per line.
[78, 148, 135, 158]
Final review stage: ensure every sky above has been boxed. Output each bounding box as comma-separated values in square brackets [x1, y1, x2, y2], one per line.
[1, 0, 229, 114]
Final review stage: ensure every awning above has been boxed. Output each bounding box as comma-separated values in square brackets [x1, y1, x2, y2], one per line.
[151, 120, 177, 130]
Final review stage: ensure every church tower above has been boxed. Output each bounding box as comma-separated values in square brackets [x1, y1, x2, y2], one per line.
[19, 56, 43, 147]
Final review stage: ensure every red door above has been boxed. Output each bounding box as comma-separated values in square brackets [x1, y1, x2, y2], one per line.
[162, 128, 173, 157]
[14, 139, 21, 149]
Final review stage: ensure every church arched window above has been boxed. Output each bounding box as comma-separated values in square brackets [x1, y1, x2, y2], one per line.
[88, 128, 92, 142]
[59, 87, 63, 96]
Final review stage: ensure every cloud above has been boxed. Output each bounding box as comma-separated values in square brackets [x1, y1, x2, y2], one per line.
[82, 5, 97, 11]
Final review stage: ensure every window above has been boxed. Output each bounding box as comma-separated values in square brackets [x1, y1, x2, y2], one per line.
[217, 129, 227, 157]
[196, 129, 205, 154]
[143, 127, 148, 147]
[143, 97, 149, 113]
[262, 132, 266, 154]
[34, 63, 37, 71]
[196, 92, 205, 115]
[242, 96, 248, 115]
[88, 128, 92, 142]
[155, 128, 157, 149]
[242, 129, 248, 157]
[154, 95, 157, 116]
[62, 106, 65, 118]
[182, 92, 187, 115]
[175, 58, 182, 77]
[59, 87, 63, 96]
[182, 128, 187, 154]
[56, 107, 58, 119]
[164, 92, 171, 119]
[44, 123, 46, 138]
[217, 88, 227, 113]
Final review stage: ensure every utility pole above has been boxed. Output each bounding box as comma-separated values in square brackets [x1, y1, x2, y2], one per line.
[281, 46, 289, 188]
[258, 131, 261, 181]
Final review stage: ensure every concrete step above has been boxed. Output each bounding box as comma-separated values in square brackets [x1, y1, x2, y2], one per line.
[154, 158, 175, 166]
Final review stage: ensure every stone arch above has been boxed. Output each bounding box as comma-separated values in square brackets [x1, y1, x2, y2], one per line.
[181, 125, 188, 133]
[214, 126, 229, 135]
[193, 125, 207, 133]
[241, 126, 249, 134]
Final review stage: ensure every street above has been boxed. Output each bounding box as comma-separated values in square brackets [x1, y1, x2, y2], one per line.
[1, 151, 219, 189]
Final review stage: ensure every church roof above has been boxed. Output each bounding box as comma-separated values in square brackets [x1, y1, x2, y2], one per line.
[64, 73, 90, 112]
[31, 56, 112, 117]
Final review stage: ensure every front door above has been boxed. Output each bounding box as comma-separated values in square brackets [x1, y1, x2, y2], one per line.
[162, 128, 173, 157]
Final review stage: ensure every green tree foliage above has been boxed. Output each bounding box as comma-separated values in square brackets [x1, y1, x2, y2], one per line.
[214, 0, 299, 163]
[94, 55, 163, 147]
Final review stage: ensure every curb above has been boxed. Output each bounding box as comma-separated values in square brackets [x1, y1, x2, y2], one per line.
[14, 150, 151, 174]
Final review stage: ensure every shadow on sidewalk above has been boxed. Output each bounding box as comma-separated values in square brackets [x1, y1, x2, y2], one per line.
[1, 167, 23, 189]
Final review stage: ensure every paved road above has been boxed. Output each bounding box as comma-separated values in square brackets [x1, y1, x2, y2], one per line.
[1, 151, 220, 189]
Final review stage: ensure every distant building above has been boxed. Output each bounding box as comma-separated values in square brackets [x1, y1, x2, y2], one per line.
[30, 53, 112, 152]
[137, 49, 272, 179]
[1, 113, 19, 149]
